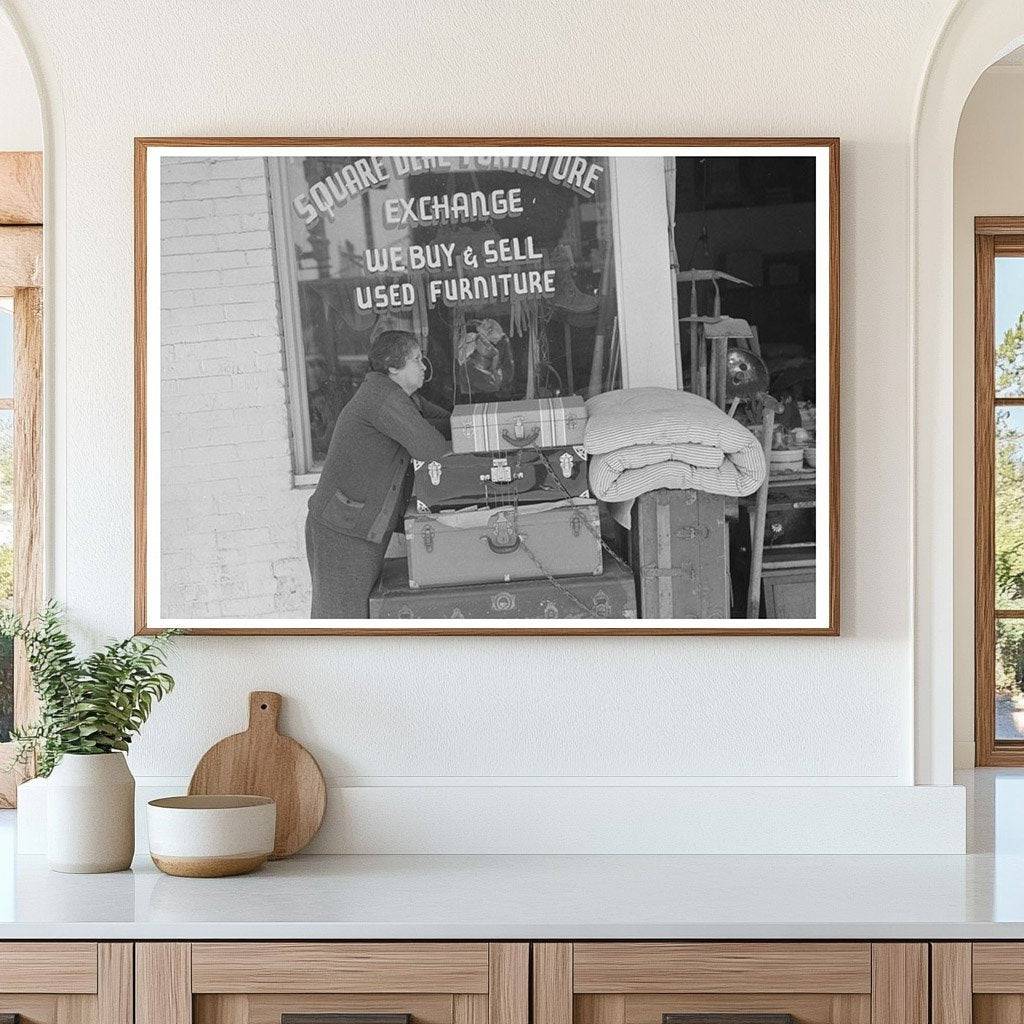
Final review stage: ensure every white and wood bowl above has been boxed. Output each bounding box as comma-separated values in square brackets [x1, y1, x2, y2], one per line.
[147, 795, 276, 878]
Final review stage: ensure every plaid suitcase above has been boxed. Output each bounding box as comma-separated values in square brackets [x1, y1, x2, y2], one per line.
[630, 488, 729, 619]
[370, 554, 637, 619]
[450, 395, 587, 454]
[412, 446, 589, 512]
[405, 497, 602, 589]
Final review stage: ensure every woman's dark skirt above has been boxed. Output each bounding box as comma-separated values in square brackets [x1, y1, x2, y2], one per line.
[305, 513, 389, 619]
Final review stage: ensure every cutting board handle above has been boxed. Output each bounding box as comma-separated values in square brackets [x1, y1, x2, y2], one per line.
[248, 691, 282, 734]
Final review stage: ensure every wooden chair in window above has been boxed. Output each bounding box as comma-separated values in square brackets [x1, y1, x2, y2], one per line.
[679, 292, 780, 619]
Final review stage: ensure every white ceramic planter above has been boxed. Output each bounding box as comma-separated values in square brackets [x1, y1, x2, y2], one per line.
[46, 752, 135, 873]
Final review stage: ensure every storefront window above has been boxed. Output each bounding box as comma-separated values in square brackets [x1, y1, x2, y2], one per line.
[269, 153, 620, 477]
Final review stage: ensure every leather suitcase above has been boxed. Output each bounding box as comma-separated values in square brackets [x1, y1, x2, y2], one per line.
[405, 497, 602, 589]
[370, 554, 637, 619]
[450, 395, 587, 454]
[412, 446, 589, 512]
[630, 488, 729, 619]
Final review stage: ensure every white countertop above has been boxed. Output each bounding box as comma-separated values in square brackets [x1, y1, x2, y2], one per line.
[1, 769, 1021, 941]
[1, 848, 1023, 940]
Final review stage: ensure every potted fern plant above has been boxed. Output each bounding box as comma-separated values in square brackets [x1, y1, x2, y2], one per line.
[2, 603, 177, 873]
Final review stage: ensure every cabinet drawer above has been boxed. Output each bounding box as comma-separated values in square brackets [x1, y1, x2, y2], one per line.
[0, 943, 130, 1024]
[139, 942, 528, 1024]
[0, 942, 98, 993]
[973, 943, 1024, 992]
[191, 943, 490, 993]
[934, 942, 1024, 1024]
[534, 943, 925, 1024]
[572, 943, 871, 994]
[196, 993, 467, 1024]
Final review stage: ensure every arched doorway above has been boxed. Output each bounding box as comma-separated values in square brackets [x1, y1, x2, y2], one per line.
[914, 0, 1024, 785]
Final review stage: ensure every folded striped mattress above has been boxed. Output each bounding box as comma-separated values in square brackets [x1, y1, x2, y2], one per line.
[584, 387, 767, 527]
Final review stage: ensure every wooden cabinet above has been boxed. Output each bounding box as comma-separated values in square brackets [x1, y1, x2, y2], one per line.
[924, 942, 1024, 1024]
[761, 552, 816, 618]
[533, 943, 928, 1024]
[136, 943, 528, 1024]
[931, 943, 1024, 1024]
[0, 942, 132, 1024]
[0, 938, 957, 1024]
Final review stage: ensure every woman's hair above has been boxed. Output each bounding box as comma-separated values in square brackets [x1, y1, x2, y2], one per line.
[368, 330, 419, 373]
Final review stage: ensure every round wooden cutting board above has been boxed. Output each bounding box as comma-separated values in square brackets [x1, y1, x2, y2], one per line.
[188, 691, 326, 859]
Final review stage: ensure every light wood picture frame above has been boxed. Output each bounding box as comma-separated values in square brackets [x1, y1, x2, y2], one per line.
[135, 137, 840, 636]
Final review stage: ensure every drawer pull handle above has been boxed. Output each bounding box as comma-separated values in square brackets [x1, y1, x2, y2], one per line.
[665, 1017, 797, 1024]
[284, 1016, 411, 1024]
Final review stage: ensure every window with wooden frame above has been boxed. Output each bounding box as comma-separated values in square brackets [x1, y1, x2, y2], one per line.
[0, 151, 43, 806]
[975, 217, 1024, 765]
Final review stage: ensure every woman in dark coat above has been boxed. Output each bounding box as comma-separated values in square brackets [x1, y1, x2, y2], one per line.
[305, 330, 451, 618]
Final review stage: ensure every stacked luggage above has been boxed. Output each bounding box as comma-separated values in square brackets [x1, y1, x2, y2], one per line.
[369, 396, 638, 619]
[630, 488, 730, 619]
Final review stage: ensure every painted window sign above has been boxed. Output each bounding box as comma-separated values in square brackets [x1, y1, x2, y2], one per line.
[270, 153, 619, 471]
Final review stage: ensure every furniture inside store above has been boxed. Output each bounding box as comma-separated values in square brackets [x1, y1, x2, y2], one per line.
[673, 153, 819, 620]
[677, 270, 816, 620]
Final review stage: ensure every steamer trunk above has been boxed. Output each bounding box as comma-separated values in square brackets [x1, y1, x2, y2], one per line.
[405, 498, 602, 589]
[370, 554, 636, 619]
[630, 488, 729, 619]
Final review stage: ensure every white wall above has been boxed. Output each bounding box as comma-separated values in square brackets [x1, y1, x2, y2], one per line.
[0, 7, 39, 151]
[1, 0, 973, 852]
[952, 65, 1024, 768]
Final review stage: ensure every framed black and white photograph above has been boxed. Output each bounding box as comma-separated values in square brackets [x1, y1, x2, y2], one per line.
[135, 138, 839, 635]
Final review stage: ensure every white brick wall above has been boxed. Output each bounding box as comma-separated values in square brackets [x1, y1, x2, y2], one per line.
[160, 156, 311, 619]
